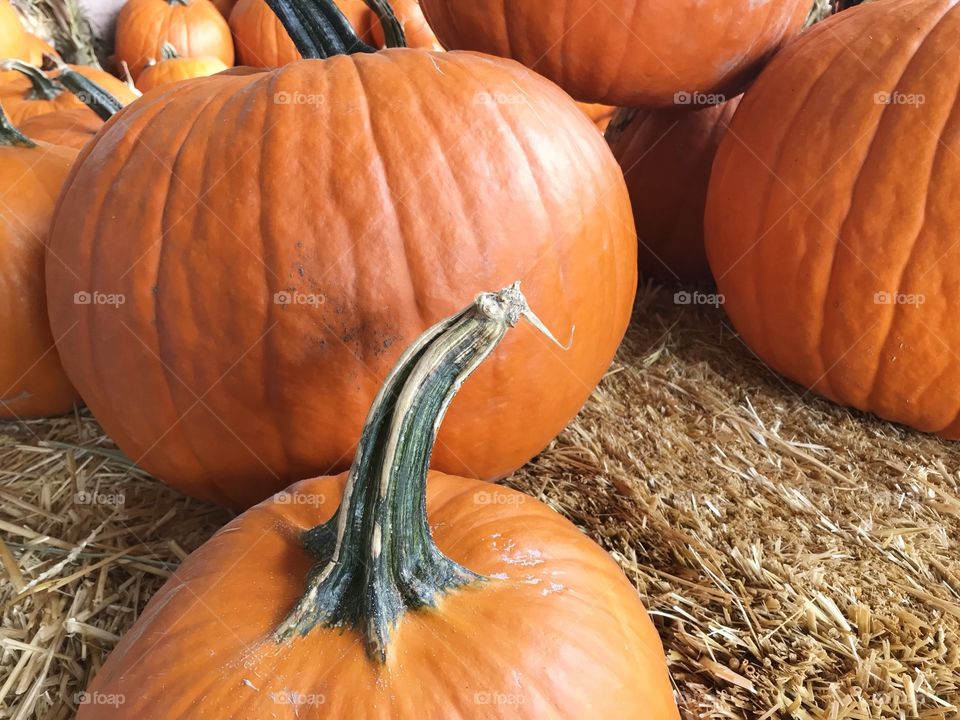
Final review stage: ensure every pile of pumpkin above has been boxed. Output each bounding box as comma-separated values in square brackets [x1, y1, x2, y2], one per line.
[2, 0, 958, 716]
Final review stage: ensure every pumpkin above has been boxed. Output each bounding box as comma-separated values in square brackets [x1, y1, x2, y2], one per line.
[577, 102, 616, 133]
[705, 0, 960, 438]
[0, 62, 85, 124]
[137, 43, 229, 91]
[46, 0, 636, 509]
[0, 0, 27, 60]
[115, 0, 234, 79]
[23, 33, 59, 64]
[212, 0, 237, 16]
[59, 64, 140, 105]
[229, 0, 437, 67]
[607, 98, 741, 283]
[18, 108, 103, 149]
[418, 0, 810, 107]
[0, 104, 79, 419]
[76, 284, 679, 720]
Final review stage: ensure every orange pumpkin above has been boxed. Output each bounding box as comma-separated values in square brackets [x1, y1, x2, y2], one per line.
[706, 0, 960, 437]
[608, 98, 741, 283]
[137, 43, 229, 91]
[577, 102, 616, 132]
[23, 33, 59, 64]
[211, 0, 237, 16]
[0, 62, 85, 123]
[76, 285, 679, 720]
[419, 0, 809, 107]
[46, 0, 636, 509]
[229, 0, 436, 67]
[18, 108, 103, 149]
[0, 0, 27, 60]
[115, 0, 234, 79]
[0, 104, 79, 419]
[60, 65, 140, 105]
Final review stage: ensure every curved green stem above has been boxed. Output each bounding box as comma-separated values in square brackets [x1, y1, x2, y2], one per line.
[264, 0, 377, 57]
[0, 103, 36, 148]
[275, 282, 568, 662]
[364, 0, 406, 48]
[48, 57, 122, 121]
[160, 43, 181, 61]
[0, 60, 63, 101]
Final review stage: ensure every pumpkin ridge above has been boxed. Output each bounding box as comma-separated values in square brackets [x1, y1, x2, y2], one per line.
[600, 0, 644, 102]
[815, 0, 956, 405]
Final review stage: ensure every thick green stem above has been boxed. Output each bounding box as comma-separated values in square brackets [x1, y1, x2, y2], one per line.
[0, 60, 63, 101]
[276, 282, 567, 662]
[49, 57, 122, 121]
[0, 103, 36, 148]
[264, 0, 377, 57]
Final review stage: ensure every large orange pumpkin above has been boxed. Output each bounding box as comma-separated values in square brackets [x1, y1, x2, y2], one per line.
[76, 286, 679, 720]
[18, 108, 103, 149]
[0, 0, 27, 59]
[137, 43, 229, 91]
[230, 0, 436, 67]
[46, 0, 637, 509]
[706, 0, 960, 437]
[115, 0, 234, 79]
[419, 0, 810, 107]
[0, 104, 79, 420]
[608, 98, 741, 283]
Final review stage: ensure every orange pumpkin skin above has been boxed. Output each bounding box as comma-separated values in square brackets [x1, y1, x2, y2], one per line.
[23, 33, 59, 64]
[230, 0, 437, 67]
[18, 108, 103, 149]
[0, 0, 27, 59]
[0, 76, 82, 124]
[419, 0, 809, 107]
[0, 139, 79, 419]
[706, 0, 960, 437]
[76, 472, 679, 720]
[46, 50, 637, 509]
[608, 98, 741, 283]
[137, 55, 229, 91]
[115, 0, 234, 79]
[67, 65, 140, 105]
[577, 102, 616, 133]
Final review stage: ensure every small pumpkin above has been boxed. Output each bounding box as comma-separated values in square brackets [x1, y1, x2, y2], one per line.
[18, 108, 103, 149]
[607, 98, 741, 283]
[0, 61, 85, 123]
[0, 0, 27, 60]
[115, 0, 234, 79]
[137, 43, 229, 91]
[705, 0, 960, 437]
[0, 103, 79, 419]
[77, 284, 679, 720]
[47, 0, 636, 508]
[229, 0, 437, 67]
[419, 0, 809, 107]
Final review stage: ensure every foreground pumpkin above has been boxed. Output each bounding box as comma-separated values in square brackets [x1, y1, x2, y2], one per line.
[419, 0, 809, 107]
[229, 0, 437, 67]
[706, 0, 960, 437]
[77, 284, 679, 720]
[608, 98, 741, 283]
[136, 43, 229, 91]
[0, 104, 78, 419]
[115, 0, 234, 79]
[47, 0, 636, 508]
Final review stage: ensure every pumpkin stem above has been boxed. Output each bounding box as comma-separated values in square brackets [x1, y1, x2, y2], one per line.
[47, 56, 124, 121]
[363, 0, 406, 48]
[160, 42, 181, 61]
[276, 282, 564, 662]
[264, 0, 377, 57]
[0, 102, 36, 148]
[0, 60, 63, 101]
